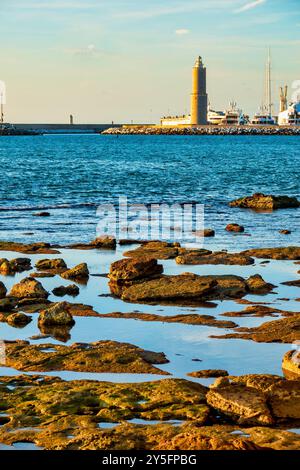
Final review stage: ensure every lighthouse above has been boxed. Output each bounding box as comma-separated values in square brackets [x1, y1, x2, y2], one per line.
[190, 56, 208, 126]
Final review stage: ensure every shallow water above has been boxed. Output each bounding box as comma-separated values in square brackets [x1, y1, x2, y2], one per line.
[0, 246, 298, 384]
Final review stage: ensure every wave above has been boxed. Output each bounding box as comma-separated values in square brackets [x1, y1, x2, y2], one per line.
[0, 202, 98, 212]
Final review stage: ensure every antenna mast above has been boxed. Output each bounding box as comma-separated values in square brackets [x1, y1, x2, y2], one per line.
[266, 48, 272, 117]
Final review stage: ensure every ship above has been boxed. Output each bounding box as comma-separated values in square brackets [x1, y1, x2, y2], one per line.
[208, 102, 248, 126]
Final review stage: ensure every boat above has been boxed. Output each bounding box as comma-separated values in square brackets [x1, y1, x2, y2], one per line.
[251, 107, 276, 125]
[219, 101, 243, 126]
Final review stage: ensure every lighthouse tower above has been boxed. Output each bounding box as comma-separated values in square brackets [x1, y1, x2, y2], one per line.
[190, 56, 208, 126]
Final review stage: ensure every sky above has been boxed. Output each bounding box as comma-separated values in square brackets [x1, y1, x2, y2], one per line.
[0, 0, 299, 123]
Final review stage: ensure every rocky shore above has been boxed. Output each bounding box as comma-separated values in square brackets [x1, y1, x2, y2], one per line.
[102, 126, 300, 136]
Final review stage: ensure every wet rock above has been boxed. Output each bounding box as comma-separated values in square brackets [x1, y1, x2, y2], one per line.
[246, 274, 275, 293]
[109, 269, 273, 305]
[282, 350, 300, 379]
[210, 377, 231, 389]
[114, 274, 216, 304]
[30, 272, 55, 278]
[221, 305, 299, 318]
[123, 241, 180, 260]
[206, 384, 274, 426]
[0, 374, 299, 450]
[0, 298, 16, 312]
[0, 258, 31, 275]
[3, 340, 170, 374]
[34, 211, 51, 217]
[242, 246, 300, 260]
[38, 302, 75, 327]
[52, 285, 80, 297]
[176, 251, 254, 266]
[97, 311, 237, 329]
[229, 193, 300, 211]
[61, 263, 89, 281]
[119, 239, 146, 246]
[211, 316, 300, 343]
[0, 241, 59, 254]
[35, 258, 67, 271]
[280, 230, 292, 235]
[67, 236, 116, 250]
[109, 257, 163, 282]
[267, 380, 300, 420]
[281, 279, 300, 287]
[9, 277, 49, 299]
[188, 370, 229, 378]
[90, 236, 116, 250]
[0, 282, 7, 299]
[193, 229, 215, 238]
[229, 374, 284, 393]
[6, 313, 32, 327]
[225, 224, 244, 233]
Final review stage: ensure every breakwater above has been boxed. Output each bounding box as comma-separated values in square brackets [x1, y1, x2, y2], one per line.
[102, 125, 300, 136]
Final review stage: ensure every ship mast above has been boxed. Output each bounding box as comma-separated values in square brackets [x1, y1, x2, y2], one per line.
[265, 47, 272, 117]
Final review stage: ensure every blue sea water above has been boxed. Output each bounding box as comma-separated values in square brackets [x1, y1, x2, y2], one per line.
[0, 134, 299, 248]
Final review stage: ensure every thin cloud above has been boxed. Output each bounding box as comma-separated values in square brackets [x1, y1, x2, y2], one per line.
[16, 1, 96, 9]
[175, 29, 190, 35]
[64, 44, 104, 57]
[235, 0, 266, 13]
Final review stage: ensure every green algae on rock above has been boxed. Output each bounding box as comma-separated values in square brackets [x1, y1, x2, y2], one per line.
[2, 340, 170, 374]
[0, 375, 299, 450]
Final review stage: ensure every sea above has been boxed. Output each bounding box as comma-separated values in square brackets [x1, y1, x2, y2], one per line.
[0, 134, 299, 426]
[0, 134, 299, 248]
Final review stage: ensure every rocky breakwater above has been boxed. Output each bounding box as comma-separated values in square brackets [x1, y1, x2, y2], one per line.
[108, 256, 274, 306]
[102, 126, 300, 136]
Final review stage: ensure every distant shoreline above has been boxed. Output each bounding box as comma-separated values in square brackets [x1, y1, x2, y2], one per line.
[102, 126, 300, 136]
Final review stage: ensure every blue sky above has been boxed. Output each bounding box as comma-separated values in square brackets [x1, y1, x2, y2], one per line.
[0, 0, 299, 123]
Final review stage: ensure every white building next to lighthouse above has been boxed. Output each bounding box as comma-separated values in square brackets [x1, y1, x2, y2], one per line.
[161, 56, 208, 127]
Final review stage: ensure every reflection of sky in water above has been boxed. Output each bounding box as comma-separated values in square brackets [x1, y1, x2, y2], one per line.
[0, 247, 298, 385]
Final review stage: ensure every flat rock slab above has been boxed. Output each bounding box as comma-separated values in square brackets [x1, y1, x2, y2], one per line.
[211, 315, 300, 343]
[188, 369, 229, 378]
[109, 273, 274, 306]
[206, 384, 274, 426]
[281, 279, 300, 287]
[221, 305, 300, 318]
[0, 241, 60, 254]
[242, 246, 300, 260]
[229, 193, 300, 211]
[97, 312, 238, 329]
[123, 241, 181, 260]
[2, 340, 170, 375]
